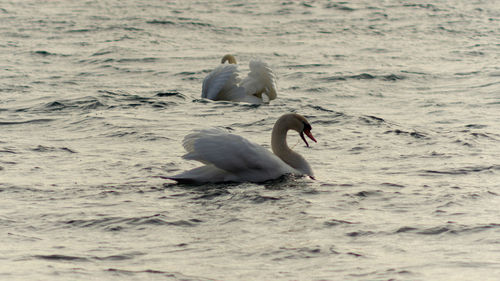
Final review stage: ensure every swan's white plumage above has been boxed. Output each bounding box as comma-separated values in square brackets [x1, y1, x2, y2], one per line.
[240, 59, 277, 100]
[176, 128, 294, 183]
[201, 65, 239, 101]
[168, 113, 316, 184]
[201, 55, 277, 104]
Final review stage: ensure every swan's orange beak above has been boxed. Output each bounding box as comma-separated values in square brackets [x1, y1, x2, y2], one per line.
[300, 129, 317, 147]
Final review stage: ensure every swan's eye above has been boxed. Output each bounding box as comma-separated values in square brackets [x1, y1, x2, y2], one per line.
[303, 122, 312, 132]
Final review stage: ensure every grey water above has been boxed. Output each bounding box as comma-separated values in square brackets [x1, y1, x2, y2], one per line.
[1, 0, 499, 280]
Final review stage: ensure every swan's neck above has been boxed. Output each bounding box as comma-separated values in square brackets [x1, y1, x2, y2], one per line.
[271, 123, 312, 175]
[221, 54, 237, 64]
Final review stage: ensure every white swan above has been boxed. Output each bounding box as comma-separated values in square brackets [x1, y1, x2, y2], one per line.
[201, 54, 277, 104]
[167, 113, 316, 183]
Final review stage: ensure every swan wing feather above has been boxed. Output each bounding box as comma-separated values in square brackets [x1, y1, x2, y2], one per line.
[182, 128, 290, 176]
[240, 59, 277, 100]
[201, 65, 240, 100]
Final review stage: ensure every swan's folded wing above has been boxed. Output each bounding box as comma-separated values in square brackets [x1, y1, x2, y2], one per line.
[182, 129, 287, 174]
[201, 64, 240, 100]
[240, 59, 277, 100]
[167, 165, 228, 183]
[182, 128, 227, 161]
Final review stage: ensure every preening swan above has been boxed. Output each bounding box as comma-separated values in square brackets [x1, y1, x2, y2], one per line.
[167, 113, 316, 183]
[201, 54, 277, 104]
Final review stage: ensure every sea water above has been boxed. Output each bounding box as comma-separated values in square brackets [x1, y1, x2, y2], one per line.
[1, 1, 499, 280]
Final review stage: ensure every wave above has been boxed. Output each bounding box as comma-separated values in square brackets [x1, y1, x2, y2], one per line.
[18, 91, 186, 114]
[325, 2, 356, 11]
[324, 219, 358, 226]
[33, 254, 89, 262]
[31, 145, 76, 153]
[402, 3, 442, 11]
[147, 19, 213, 28]
[32, 251, 145, 263]
[64, 214, 202, 231]
[320, 73, 406, 82]
[65, 25, 144, 34]
[285, 63, 334, 69]
[359, 115, 387, 126]
[79, 57, 159, 65]
[100, 90, 185, 108]
[384, 129, 428, 139]
[395, 223, 500, 235]
[423, 165, 500, 175]
[265, 245, 325, 261]
[0, 119, 54, 126]
[31, 50, 70, 57]
[43, 98, 105, 112]
[106, 268, 216, 281]
[146, 17, 242, 35]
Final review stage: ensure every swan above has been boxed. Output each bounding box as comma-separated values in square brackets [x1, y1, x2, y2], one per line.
[167, 113, 316, 183]
[201, 54, 277, 104]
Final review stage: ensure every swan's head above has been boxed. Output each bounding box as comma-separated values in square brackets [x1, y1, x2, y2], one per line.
[297, 116, 317, 147]
[279, 113, 317, 147]
[300, 121, 317, 147]
[221, 54, 237, 64]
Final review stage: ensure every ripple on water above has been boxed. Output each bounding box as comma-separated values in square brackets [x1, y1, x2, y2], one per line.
[31, 50, 70, 57]
[98, 90, 182, 109]
[105, 268, 215, 281]
[31, 145, 77, 153]
[265, 245, 325, 261]
[423, 165, 500, 176]
[41, 97, 106, 112]
[324, 219, 359, 227]
[64, 214, 203, 232]
[32, 254, 89, 262]
[395, 223, 500, 235]
[320, 73, 406, 82]
[32, 251, 146, 262]
[0, 119, 55, 126]
[384, 129, 428, 139]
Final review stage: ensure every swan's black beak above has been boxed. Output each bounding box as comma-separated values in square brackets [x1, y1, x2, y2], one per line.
[300, 129, 317, 147]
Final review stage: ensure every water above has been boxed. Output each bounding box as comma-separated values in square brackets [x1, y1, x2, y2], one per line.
[1, 0, 499, 280]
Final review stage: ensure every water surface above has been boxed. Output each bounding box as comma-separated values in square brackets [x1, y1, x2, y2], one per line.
[1, 0, 499, 280]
